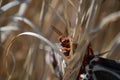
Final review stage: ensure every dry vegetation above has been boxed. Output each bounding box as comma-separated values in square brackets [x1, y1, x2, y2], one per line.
[0, 0, 120, 80]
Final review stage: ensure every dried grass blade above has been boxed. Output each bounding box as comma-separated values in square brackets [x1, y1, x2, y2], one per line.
[4, 32, 66, 79]
[39, 0, 50, 30]
[17, 0, 31, 16]
[49, 5, 66, 25]
[91, 11, 120, 38]
[83, 0, 96, 36]
[10, 16, 40, 33]
[63, 39, 89, 80]
[107, 33, 120, 59]
[0, 0, 2, 7]
[67, 0, 77, 12]
[3, 51, 16, 80]
[0, 1, 21, 14]
[5, 32, 65, 60]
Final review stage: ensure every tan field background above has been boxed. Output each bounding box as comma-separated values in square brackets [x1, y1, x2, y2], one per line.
[0, 0, 120, 80]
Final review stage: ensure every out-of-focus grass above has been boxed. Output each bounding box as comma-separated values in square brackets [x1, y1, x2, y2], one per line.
[0, 0, 120, 80]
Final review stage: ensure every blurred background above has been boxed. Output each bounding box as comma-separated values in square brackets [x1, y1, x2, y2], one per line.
[0, 0, 120, 80]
